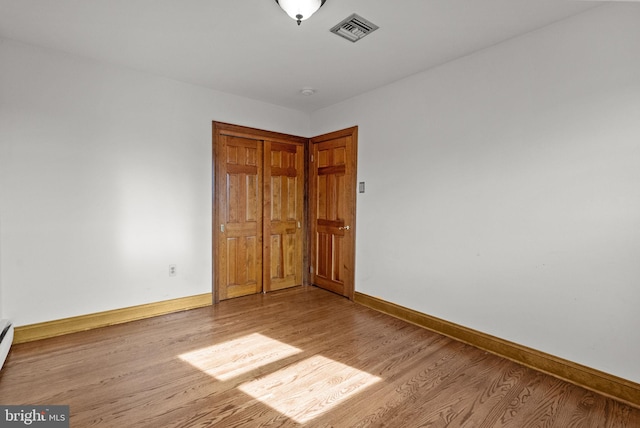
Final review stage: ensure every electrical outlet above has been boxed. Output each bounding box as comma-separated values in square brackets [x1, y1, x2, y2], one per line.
[169, 264, 177, 277]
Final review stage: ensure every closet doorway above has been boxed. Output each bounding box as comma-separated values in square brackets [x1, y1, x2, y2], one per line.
[213, 122, 306, 302]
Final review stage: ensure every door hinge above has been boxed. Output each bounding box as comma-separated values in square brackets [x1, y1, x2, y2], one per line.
[220, 224, 225, 233]
[311, 154, 314, 162]
[310, 266, 314, 274]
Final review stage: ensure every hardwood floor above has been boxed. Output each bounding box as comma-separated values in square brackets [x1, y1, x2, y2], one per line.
[1, 286, 638, 427]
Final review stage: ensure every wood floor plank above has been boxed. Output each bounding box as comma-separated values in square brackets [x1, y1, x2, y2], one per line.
[1, 286, 638, 427]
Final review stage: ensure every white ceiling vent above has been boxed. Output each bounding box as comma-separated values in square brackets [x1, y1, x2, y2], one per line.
[330, 14, 379, 43]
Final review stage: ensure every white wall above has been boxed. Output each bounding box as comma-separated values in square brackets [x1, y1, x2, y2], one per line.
[311, 4, 640, 383]
[0, 39, 309, 326]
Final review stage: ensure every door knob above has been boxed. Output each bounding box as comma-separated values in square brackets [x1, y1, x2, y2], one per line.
[338, 225, 350, 231]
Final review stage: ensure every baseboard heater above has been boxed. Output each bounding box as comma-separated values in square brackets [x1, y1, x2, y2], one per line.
[0, 319, 14, 370]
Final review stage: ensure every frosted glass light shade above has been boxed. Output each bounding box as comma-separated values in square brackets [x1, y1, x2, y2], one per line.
[275, 0, 326, 25]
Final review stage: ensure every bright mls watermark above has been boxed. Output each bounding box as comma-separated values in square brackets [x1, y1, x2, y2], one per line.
[0, 406, 69, 427]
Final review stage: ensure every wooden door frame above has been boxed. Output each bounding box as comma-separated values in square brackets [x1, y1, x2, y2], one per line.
[212, 122, 307, 303]
[309, 126, 358, 301]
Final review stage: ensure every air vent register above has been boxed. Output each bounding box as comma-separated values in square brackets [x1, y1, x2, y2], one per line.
[330, 13, 379, 43]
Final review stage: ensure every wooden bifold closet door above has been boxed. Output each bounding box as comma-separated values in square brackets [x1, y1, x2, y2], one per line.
[214, 123, 305, 302]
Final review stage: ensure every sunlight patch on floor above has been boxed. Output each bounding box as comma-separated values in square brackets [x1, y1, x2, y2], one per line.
[178, 333, 302, 381]
[238, 355, 382, 424]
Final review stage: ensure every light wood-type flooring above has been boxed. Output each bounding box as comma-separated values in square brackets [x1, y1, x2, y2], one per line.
[1, 286, 639, 427]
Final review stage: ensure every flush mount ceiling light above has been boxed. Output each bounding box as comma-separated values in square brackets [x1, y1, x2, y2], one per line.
[275, 0, 326, 26]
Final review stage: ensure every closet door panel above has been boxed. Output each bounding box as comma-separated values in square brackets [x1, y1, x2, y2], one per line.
[264, 141, 304, 292]
[217, 135, 263, 300]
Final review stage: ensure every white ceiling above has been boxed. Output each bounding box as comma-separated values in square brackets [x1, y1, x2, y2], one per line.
[0, 0, 607, 113]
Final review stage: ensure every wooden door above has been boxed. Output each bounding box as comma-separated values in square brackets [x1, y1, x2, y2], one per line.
[214, 122, 307, 302]
[310, 127, 358, 299]
[263, 141, 305, 292]
[215, 134, 264, 301]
